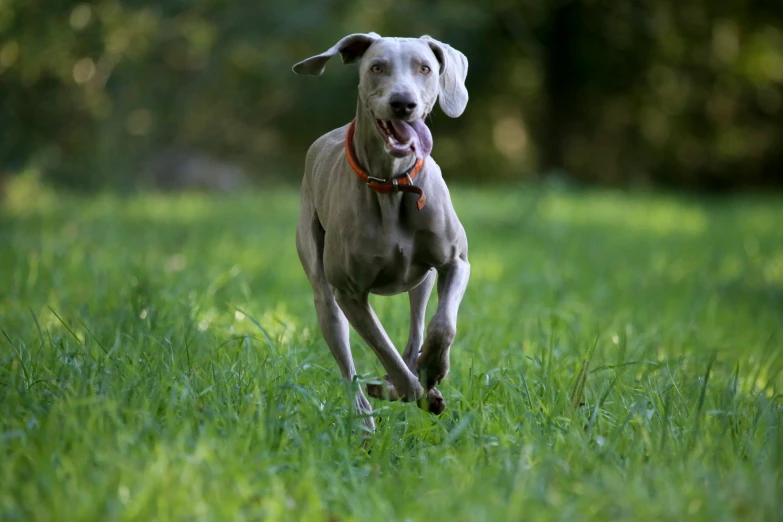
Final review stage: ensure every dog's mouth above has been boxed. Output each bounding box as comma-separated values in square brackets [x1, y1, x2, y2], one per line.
[375, 119, 433, 159]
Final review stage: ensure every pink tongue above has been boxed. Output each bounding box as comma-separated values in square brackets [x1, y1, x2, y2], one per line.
[390, 120, 433, 158]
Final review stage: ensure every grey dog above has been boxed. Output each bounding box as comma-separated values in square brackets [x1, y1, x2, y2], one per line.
[293, 33, 470, 432]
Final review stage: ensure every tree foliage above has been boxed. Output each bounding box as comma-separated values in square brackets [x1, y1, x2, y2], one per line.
[1, 0, 781, 190]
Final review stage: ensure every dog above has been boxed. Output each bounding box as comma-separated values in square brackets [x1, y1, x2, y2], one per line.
[293, 33, 470, 432]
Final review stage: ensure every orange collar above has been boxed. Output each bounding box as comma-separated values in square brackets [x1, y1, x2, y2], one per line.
[344, 119, 427, 210]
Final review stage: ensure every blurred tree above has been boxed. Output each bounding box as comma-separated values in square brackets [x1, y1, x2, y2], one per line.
[0, 0, 780, 191]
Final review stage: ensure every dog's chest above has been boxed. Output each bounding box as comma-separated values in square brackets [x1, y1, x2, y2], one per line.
[367, 241, 430, 295]
[325, 229, 431, 296]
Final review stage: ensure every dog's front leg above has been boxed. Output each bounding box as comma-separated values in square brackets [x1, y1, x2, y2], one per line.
[334, 290, 446, 414]
[417, 257, 470, 390]
[334, 291, 424, 402]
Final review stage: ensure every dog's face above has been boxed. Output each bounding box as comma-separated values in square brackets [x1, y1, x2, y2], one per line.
[357, 39, 440, 158]
[358, 39, 441, 122]
[292, 34, 469, 159]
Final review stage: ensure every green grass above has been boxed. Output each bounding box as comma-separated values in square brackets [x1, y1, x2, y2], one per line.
[1, 183, 782, 521]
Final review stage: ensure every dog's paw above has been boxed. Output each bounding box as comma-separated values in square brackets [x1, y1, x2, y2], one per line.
[366, 375, 401, 401]
[418, 388, 446, 415]
[416, 352, 450, 390]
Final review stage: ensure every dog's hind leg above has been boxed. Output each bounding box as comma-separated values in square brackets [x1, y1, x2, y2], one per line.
[395, 269, 446, 413]
[296, 205, 375, 433]
[402, 269, 436, 372]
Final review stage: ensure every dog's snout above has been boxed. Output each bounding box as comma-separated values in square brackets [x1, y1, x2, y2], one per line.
[389, 94, 417, 118]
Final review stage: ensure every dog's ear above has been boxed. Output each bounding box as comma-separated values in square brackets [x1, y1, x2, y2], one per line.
[420, 36, 469, 118]
[293, 33, 381, 76]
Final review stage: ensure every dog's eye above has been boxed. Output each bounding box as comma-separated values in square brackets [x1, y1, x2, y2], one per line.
[371, 64, 383, 74]
[420, 65, 431, 74]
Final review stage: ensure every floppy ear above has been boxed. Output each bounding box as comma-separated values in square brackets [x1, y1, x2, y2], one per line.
[292, 33, 381, 76]
[420, 36, 469, 118]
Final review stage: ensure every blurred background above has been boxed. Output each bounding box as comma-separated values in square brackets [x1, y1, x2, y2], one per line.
[1, 0, 782, 194]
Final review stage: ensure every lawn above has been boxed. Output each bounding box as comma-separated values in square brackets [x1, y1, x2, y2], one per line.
[1, 182, 781, 521]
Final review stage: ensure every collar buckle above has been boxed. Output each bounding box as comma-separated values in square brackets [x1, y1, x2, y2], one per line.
[345, 119, 427, 209]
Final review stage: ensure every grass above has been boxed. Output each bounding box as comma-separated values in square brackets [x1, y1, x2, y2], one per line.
[1, 181, 782, 521]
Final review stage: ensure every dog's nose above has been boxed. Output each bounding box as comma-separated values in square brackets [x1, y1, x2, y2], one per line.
[389, 94, 417, 117]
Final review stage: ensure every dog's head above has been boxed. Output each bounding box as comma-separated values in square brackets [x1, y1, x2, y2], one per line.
[293, 34, 469, 159]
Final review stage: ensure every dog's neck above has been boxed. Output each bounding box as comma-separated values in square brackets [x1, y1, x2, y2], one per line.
[353, 100, 417, 181]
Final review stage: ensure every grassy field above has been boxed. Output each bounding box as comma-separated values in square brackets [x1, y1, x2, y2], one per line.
[1, 182, 782, 521]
